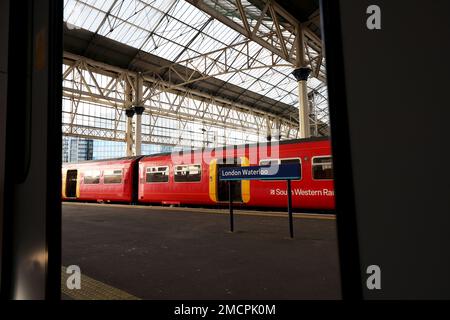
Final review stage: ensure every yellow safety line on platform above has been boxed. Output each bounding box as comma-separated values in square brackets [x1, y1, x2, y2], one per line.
[61, 266, 140, 300]
[63, 202, 336, 220]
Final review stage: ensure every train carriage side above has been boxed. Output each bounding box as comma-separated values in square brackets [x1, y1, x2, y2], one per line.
[139, 146, 255, 206]
[246, 139, 335, 210]
[138, 152, 213, 206]
[138, 138, 334, 210]
[62, 156, 141, 203]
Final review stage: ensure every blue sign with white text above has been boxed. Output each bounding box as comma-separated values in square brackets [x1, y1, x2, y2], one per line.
[219, 163, 300, 181]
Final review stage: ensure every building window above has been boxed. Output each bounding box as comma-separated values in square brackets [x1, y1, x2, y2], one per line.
[146, 166, 169, 183]
[83, 170, 100, 184]
[312, 156, 333, 180]
[174, 164, 201, 182]
[104, 169, 123, 184]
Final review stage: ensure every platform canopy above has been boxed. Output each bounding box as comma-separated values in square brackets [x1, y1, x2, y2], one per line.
[62, 0, 329, 153]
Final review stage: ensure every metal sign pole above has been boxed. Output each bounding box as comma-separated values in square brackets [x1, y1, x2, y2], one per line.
[220, 164, 300, 237]
[229, 181, 234, 232]
[287, 179, 294, 238]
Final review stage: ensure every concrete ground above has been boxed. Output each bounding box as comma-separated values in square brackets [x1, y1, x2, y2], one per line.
[62, 202, 341, 299]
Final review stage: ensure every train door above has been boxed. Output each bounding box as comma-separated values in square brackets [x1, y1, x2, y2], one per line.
[209, 157, 250, 203]
[214, 158, 241, 202]
[65, 169, 78, 198]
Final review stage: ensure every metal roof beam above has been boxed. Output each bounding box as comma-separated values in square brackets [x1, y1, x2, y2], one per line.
[63, 51, 298, 127]
[186, 0, 323, 68]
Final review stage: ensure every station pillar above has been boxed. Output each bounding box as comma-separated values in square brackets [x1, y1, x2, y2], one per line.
[134, 73, 144, 156]
[125, 108, 135, 156]
[292, 67, 311, 139]
[275, 118, 282, 140]
[124, 78, 135, 156]
[266, 116, 272, 141]
[134, 106, 144, 156]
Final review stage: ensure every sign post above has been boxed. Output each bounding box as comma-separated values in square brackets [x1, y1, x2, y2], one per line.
[219, 163, 300, 238]
[228, 181, 234, 232]
[287, 179, 294, 238]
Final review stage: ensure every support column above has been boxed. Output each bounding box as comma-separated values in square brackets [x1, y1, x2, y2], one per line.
[266, 116, 272, 141]
[275, 118, 282, 140]
[134, 106, 144, 156]
[292, 67, 311, 139]
[125, 75, 134, 156]
[134, 73, 144, 156]
[311, 91, 318, 136]
[292, 25, 312, 139]
[125, 108, 135, 156]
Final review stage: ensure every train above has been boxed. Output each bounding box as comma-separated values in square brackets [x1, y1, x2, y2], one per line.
[62, 137, 335, 210]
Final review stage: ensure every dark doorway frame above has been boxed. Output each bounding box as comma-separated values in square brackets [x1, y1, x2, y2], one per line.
[320, 0, 362, 299]
[0, 0, 62, 300]
[65, 170, 78, 198]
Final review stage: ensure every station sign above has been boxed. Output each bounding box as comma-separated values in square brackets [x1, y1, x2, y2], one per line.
[219, 163, 300, 181]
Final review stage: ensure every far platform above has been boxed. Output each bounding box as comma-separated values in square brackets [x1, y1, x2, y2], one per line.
[62, 202, 341, 299]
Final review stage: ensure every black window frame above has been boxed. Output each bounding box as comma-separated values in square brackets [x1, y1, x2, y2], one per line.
[312, 156, 333, 181]
[83, 169, 101, 184]
[103, 168, 123, 184]
[173, 164, 202, 183]
[145, 166, 169, 183]
[259, 158, 302, 181]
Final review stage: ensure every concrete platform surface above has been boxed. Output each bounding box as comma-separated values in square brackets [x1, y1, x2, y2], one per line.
[62, 203, 341, 299]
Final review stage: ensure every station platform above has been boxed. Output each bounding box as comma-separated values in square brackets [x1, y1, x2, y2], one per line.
[62, 202, 341, 299]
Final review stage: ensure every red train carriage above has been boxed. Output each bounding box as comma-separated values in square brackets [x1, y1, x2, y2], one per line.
[138, 137, 335, 210]
[62, 156, 142, 203]
[61, 138, 335, 210]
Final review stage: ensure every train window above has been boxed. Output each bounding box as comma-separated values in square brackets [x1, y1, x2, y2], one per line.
[259, 159, 280, 167]
[104, 169, 123, 184]
[259, 159, 279, 183]
[146, 166, 169, 183]
[259, 158, 302, 180]
[174, 164, 201, 182]
[83, 170, 100, 184]
[281, 158, 302, 180]
[312, 156, 333, 180]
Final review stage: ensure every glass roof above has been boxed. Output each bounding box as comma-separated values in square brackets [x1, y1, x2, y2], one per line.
[64, 0, 328, 119]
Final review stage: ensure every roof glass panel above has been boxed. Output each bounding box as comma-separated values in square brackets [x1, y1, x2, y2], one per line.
[64, 0, 327, 113]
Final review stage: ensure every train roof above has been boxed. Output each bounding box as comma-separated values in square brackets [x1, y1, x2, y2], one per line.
[62, 155, 143, 166]
[142, 136, 330, 160]
[61, 137, 330, 165]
